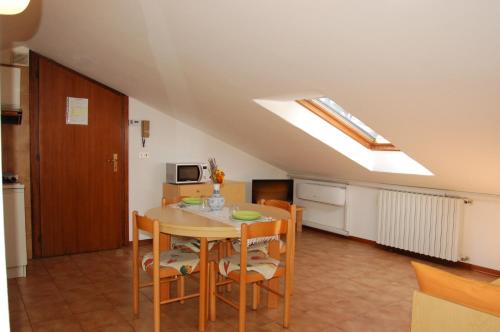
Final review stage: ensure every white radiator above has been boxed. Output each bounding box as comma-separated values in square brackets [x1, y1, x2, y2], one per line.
[377, 190, 464, 262]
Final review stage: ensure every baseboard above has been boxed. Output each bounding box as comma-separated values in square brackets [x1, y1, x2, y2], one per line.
[303, 226, 500, 278]
[458, 262, 500, 277]
[301, 220, 349, 236]
[7, 265, 26, 279]
[363, 239, 500, 277]
[347, 235, 377, 246]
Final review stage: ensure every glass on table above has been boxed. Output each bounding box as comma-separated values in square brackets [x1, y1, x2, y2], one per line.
[229, 204, 240, 218]
[200, 196, 209, 211]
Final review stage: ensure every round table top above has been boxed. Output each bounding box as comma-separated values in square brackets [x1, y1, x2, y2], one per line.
[145, 202, 290, 239]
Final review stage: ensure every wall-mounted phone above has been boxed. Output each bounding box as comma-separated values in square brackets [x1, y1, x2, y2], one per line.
[141, 120, 150, 147]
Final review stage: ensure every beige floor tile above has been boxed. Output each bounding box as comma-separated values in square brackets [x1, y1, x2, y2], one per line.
[25, 300, 73, 323]
[75, 309, 130, 331]
[31, 318, 83, 332]
[8, 228, 497, 331]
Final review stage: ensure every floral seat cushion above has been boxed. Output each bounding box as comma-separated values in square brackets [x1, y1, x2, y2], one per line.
[142, 249, 199, 276]
[231, 239, 285, 255]
[171, 236, 218, 253]
[219, 251, 280, 280]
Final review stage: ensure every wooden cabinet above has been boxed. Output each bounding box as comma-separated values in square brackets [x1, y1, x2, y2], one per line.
[163, 180, 246, 204]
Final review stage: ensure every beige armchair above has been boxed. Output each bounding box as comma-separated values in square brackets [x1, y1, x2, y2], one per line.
[411, 278, 500, 332]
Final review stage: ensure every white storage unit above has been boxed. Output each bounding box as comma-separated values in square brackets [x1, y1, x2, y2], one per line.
[294, 179, 348, 235]
[296, 183, 346, 206]
[3, 183, 27, 278]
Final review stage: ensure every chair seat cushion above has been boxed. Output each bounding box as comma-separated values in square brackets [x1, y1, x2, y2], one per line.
[232, 239, 285, 255]
[142, 249, 200, 275]
[171, 236, 217, 253]
[219, 251, 280, 280]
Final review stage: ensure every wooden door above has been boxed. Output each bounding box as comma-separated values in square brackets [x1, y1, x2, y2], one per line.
[30, 52, 128, 257]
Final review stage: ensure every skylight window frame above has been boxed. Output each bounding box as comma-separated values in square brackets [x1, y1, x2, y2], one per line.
[296, 99, 398, 151]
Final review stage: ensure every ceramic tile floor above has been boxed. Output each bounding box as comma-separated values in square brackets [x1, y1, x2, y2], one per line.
[7, 228, 496, 332]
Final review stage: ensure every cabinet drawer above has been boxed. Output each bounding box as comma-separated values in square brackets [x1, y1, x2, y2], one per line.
[163, 181, 246, 203]
[178, 184, 212, 197]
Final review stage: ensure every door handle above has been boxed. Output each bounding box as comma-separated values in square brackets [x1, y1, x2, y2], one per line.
[107, 153, 118, 172]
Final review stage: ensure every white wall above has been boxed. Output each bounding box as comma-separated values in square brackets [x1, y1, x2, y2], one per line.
[346, 185, 379, 241]
[462, 200, 500, 271]
[294, 176, 500, 271]
[128, 98, 286, 240]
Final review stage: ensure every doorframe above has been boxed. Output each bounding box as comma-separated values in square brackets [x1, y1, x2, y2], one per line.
[29, 51, 129, 257]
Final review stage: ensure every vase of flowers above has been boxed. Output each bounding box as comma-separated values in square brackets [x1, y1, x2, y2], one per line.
[207, 158, 225, 211]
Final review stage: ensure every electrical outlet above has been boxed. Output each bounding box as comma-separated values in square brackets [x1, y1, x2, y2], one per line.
[139, 152, 150, 159]
[129, 120, 140, 126]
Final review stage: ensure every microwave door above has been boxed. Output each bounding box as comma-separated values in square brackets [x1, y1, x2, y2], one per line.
[177, 165, 201, 183]
[197, 164, 203, 182]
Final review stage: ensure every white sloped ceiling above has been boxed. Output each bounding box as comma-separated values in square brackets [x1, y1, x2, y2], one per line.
[2, 0, 500, 195]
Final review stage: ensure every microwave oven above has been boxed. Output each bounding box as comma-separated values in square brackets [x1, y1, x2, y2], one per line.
[166, 162, 210, 184]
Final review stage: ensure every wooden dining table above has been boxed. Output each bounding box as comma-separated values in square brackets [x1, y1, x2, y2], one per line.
[145, 202, 290, 332]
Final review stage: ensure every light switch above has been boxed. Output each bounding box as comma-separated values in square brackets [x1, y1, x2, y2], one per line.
[139, 152, 150, 159]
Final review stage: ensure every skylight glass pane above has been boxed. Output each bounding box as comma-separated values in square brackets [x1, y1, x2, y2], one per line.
[314, 97, 382, 142]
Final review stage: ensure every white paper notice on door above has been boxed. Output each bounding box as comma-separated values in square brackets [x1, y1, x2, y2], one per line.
[66, 97, 88, 125]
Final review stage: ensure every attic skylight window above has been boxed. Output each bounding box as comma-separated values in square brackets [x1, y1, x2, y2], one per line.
[254, 97, 433, 176]
[297, 98, 397, 151]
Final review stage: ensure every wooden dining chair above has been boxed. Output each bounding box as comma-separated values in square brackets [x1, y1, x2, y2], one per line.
[258, 198, 292, 212]
[159, 196, 183, 249]
[132, 211, 200, 332]
[161, 196, 182, 207]
[231, 199, 295, 254]
[162, 195, 226, 300]
[228, 199, 296, 302]
[209, 218, 295, 332]
[258, 199, 297, 297]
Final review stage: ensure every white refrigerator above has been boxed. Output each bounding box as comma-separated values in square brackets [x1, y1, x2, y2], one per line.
[3, 183, 27, 278]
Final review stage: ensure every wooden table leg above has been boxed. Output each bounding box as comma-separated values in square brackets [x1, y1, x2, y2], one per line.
[296, 207, 303, 232]
[160, 282, 170, 301]
[160, 233, 171, 301]
[267, 240, 280, 308]
[199, 237, 208, 331]
[225, 240, 232, 293]
[159, 233, 171, 250]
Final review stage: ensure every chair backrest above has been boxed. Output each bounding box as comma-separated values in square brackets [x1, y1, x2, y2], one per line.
[243, 219, 289, 239]
[162, 196, 183, 207]
[258, 199, 296, 227]
[132, 211, 162, 290]
[239, 216, 295, 280]
[132, 211, 161, 262]
[258, 199, 292, 212]
[133, 210, 158, 235]
[238, 201, 297, 282]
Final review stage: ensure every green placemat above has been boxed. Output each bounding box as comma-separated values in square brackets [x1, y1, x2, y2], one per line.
[232, 210, 262, 221]
[182, 197, 202, 205]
